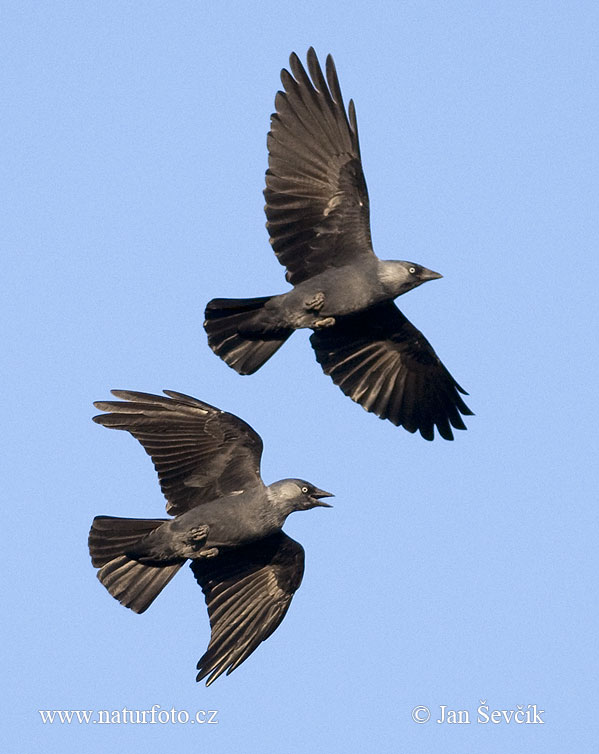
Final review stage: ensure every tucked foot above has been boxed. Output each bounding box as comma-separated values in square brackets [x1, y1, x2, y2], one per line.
[313, 317, 336, 328]
[187, 525, 209, 543]
[180, 525, 209, 557]
[197, 547, 219, 559]
[305, 291, 325, 312]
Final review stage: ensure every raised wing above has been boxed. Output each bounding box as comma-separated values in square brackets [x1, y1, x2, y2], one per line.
[265, 47, 375, 286]
[191, 532, 305, 686]
[93, 390, 264, 515]
[311, 303, 473, 440]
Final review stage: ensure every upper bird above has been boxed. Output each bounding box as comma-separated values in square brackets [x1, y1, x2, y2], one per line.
[204, 48, 472, 441]
[88, 389, 332, 686]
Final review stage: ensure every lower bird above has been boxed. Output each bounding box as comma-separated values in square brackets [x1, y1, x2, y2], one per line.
[88, 389, 332, 686]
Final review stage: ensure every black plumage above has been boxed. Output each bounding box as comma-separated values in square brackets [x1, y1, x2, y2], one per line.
[88, 390, 332, 685]
[204, 48, 473, 441]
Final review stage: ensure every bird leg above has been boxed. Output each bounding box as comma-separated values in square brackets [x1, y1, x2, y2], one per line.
[304, 291, 325, 312]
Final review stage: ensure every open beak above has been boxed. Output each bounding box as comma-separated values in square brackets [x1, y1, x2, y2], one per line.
[421, 267, 443, 281]
[311, 488, 334, 507]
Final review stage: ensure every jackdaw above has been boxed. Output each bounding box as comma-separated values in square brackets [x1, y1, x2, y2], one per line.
[88, 389, 332, 685]
[204, 48, 473, 441]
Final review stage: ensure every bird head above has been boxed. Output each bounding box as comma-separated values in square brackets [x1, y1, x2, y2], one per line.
[270, 478, 334, 514]
[378, 260, 443, 298]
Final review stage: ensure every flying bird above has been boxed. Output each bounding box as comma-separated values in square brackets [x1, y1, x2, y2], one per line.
[204, 48, 472, 441]
[88, 389, 332, 685]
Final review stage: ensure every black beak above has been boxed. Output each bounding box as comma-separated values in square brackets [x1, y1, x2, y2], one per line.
[421, 267, 443, 281]
[311, 488, 334, 507]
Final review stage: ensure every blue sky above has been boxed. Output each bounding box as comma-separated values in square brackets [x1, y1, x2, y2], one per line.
[4, 1, 598, 751]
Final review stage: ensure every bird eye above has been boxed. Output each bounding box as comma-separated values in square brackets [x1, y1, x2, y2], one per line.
[409, 267, 416, 274]
[301, 486, 309, 494]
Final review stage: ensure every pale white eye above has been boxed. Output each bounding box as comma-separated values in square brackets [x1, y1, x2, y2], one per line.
[409, 267, 416, 274]
[301, 486, 309, 494]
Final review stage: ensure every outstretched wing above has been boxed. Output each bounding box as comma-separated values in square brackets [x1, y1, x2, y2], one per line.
[191, 532, 305, 686]
[93, 390, 264, 515]
[265, 47, 375, 286]
[310, 303, 473, 440]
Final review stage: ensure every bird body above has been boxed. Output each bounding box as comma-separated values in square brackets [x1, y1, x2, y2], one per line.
[241, 259, 439, 331]
[204, 48, 472, 440]
[88, 390, 332, 685]
[164, 486, 279, 551]
[139, 479, 327, 555]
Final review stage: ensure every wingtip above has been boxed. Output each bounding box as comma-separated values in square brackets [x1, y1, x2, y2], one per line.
[325, 52, 336, 76]
[196, 661, 223, 686]
[110, 388, 127, 398]
[306, 46, 320, 72]
[288, 50, 301, 70]
[92, 399, 119, 416]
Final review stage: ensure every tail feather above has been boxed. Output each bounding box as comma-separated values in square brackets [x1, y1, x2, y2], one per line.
[204, 296, 292, 374]
[89, 515, 169, 567]
[89, 515, 185, 614]
[97, 555, 184, 614]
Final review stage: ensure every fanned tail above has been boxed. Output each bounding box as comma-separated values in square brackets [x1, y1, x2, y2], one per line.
[88, 516, 185, 614]
[204, 296, 292, 374]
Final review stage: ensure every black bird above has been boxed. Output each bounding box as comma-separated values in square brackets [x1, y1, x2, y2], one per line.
[204, 48, 473, 441]
[88, 389, 332, 685]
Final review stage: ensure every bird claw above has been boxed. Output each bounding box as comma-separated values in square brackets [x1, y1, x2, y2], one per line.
[198, 547, 219, 559]
[313, 317, 336, 328]
[305, 291, 325, 312]
[188, 525, 209, 543]
[180, 525, 213, 558]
